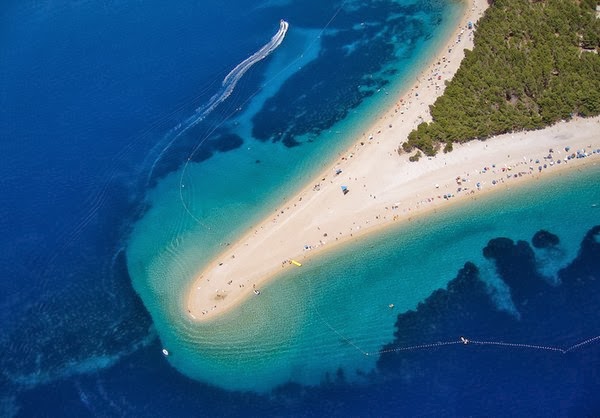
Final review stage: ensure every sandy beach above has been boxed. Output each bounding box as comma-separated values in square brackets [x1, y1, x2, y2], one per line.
[186, 0, 600, 321]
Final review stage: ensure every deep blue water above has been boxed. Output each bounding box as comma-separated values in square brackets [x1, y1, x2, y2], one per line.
[2, 0, 599, 416]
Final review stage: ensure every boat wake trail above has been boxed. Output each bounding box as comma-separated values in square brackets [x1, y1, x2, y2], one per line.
[190, 19, 289, 127]
[146, 20, 289, 182]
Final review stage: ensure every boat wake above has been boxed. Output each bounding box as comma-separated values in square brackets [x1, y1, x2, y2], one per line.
[192, 19, 289, 126]
[146, 20, 289, 182]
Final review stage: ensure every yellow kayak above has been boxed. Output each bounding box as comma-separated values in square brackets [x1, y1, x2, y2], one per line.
[291, 260, 302, 267]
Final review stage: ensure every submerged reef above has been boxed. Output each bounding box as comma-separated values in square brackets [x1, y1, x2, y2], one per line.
[374, 226, 600, 415]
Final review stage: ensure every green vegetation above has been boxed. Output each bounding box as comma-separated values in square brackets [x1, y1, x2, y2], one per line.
[408, 150, 423, 162]
[403, 0, 600, 157]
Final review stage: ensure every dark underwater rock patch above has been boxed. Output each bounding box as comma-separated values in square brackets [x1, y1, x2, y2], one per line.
[532, 230, 560, 248]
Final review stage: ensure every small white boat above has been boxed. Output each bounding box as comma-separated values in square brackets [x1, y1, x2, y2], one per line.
[162, 348, 169, 356]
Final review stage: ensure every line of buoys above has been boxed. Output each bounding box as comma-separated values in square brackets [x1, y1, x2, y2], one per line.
[468, 339, 565, 353]
[303, 263, 599, 363]
[369, 335, 600, 357]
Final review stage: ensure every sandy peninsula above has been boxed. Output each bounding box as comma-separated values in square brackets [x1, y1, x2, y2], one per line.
[186, 0, 600, 321]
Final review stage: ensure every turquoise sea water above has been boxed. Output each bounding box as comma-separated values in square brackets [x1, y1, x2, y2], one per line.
[124, 0, 599, 392]
[3, 0, 599, 413]
[126, 0, 467, 392]
[129, 161, 600, 391]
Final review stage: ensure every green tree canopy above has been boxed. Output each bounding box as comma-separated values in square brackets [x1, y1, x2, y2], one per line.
[403, 0, 600, 157]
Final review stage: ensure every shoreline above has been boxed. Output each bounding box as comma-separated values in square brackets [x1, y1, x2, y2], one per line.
[185, 0, 599, 321]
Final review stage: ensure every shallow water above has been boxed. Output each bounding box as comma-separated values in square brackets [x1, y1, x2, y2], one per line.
[3, 0, 599, 415]
[134, 165, 600, 392]
[125, 0, 466, 392]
